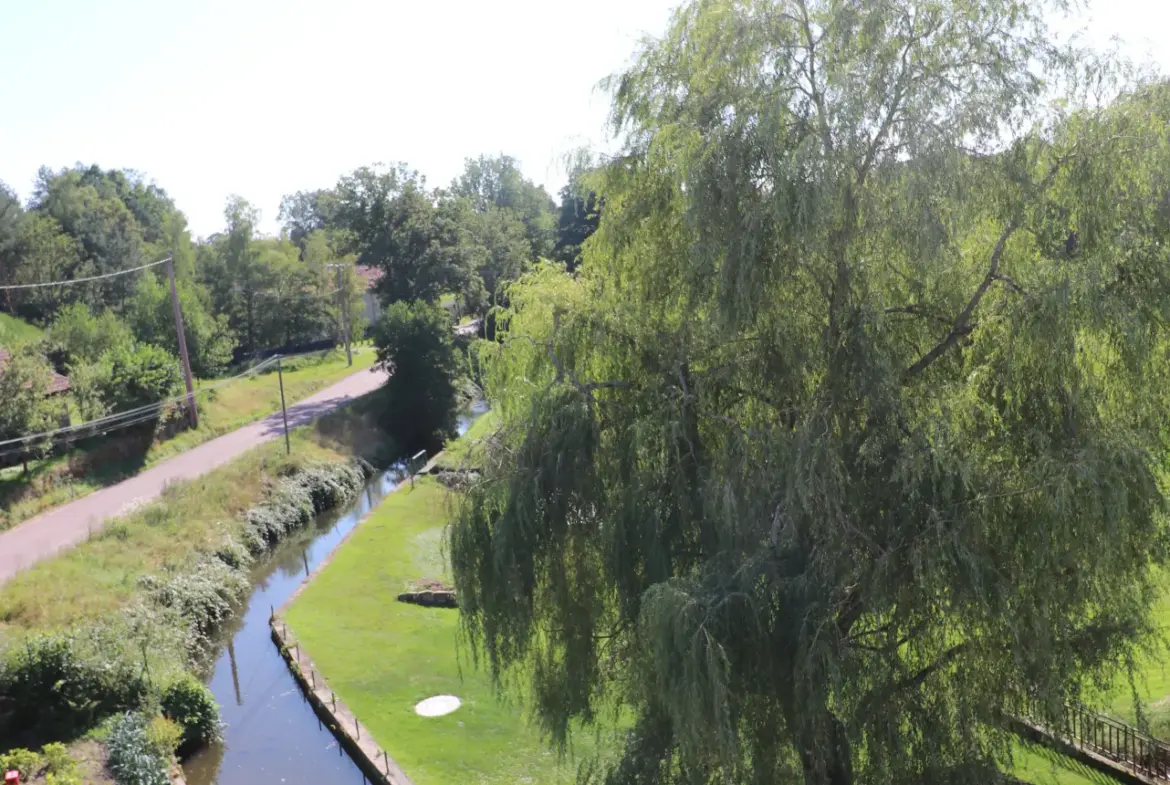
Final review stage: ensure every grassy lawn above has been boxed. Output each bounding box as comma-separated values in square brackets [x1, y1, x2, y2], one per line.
[1012, 742, 1122, 785]
[434, 408, 498, 470]
[284, 476, 614, 785]
[1095, 582, 1170, 735]
[0, 312, 44, 346]
[0, 346, 378, 531]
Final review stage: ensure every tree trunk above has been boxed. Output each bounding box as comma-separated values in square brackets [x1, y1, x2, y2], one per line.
[799, 711, 854, 785]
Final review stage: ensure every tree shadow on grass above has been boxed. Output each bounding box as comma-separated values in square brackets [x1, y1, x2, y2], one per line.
[0, 423, 158, 530]
[1016, 742, 1126, 785]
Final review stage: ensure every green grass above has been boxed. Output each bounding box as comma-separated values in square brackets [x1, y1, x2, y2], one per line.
[0, 313, 44, 346]
[0, 346, 378, 531]
[1012, 742, 1122, 785]
[285, 477, 614, 785]
[434, 409, 498, 470]
[0, 428, 357, 640]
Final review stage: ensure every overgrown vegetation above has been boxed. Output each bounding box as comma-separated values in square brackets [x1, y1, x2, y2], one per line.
[0, 418, 372, 753]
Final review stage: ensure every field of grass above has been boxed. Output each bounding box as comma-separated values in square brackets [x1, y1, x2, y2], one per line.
[0, 312, 44, 346]
[0, 346, 378, 530]
[1012, 742, 1121, 785]
[284, 476, 615, 785]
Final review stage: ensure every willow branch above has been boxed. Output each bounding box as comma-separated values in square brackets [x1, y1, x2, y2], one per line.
[901, 219, 1019, 382]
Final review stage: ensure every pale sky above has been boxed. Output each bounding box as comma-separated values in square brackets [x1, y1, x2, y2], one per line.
[0, 0, 1166, 239]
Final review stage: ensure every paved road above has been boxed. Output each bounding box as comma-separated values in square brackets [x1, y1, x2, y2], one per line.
[0, 366, 388, 585]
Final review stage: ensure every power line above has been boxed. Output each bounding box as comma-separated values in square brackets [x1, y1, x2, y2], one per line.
[0, 256, 171, 291]
[0, 354, 283, 451]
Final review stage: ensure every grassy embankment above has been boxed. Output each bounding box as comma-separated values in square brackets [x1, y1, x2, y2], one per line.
[0, 389, 383, 640]
[0, 312, 45, 345]
[0, 387, 386, 776]
[0, 345, 377, 531]
[285, 415, 620, 785]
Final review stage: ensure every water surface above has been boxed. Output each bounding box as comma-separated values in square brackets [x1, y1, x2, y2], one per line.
[183, 404, 486, 785]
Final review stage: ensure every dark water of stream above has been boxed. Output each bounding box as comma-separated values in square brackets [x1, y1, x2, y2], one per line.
[182, 402, 488, 785]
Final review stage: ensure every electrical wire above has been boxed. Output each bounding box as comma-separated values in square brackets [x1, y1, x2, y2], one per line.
[0, 354, 284, 451]
[0, 257, 172, 291]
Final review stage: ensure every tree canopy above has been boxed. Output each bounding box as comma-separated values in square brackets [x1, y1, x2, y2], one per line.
[449, 2, 1170, 784]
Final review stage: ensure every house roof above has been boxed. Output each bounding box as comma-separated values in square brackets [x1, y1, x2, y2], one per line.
[0, 347, 71, 395]
[354, 265, 384, 291]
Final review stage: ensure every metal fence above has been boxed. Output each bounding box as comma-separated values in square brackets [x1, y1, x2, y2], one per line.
[1022, 698, 1170, 780]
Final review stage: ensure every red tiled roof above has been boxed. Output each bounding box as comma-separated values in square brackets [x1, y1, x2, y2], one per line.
[0, 347, 71, 395]
[354, 265, 384, 290]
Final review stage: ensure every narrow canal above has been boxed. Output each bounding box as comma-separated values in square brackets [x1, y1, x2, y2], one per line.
[182, 402, 488, 784]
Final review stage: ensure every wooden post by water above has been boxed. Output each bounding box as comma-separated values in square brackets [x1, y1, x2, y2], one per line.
[166, 257, 198, 428]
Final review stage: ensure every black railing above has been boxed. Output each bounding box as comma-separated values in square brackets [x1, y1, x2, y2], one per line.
[1022, 698, 1170, 780]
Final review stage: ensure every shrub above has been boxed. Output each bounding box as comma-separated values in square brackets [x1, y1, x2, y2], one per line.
[140, 556, 250, 637]
[106, 713, 171, 785]
[145, 716, 183, 757]
[40, 742, 74, 775]
[160, 675, 222, 749]
[48, 303, 134, 367]
[0, 748, 42, 777]
[0, 634, 149, 746]
[97, 342, 182, 413]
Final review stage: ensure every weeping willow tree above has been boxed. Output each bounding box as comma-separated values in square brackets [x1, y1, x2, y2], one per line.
[449, 1, 1170, 783]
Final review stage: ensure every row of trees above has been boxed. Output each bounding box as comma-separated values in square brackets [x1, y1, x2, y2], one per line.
[0, 156, 600, 464]
[279, 154, 601, 314]
[0, 155, 601, 368]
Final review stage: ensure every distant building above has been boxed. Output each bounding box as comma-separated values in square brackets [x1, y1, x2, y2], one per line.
[354, 265, 384, 328]
[0, 347, 71, 395]
[353, 265, 462, 327]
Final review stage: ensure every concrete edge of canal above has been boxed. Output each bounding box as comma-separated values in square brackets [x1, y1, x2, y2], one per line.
[266, 455, 456, 785]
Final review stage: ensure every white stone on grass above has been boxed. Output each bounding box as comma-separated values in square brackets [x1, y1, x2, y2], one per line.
[415, 695, 461, 717]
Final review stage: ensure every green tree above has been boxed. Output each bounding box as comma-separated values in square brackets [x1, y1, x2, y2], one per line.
[0, 346, 57, 473]
[0, 182, 25, 312]
[200, 197, 268, 356]
[8, 214, 85, 321]
[372, 300, 459, 453]
[469, 207, 531, 302]
[32, 166, 146, 309]
[452, 155, 557, 260]
[127, 275, 236, 378]
[449, 4, 1170, 785]
[552, 165, 601, 272]
[97, 343, 181, 413]
[278, 189, 339, 250]
[48, 303, 134, 367]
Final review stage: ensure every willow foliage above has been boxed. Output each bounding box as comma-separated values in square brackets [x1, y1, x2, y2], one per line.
[450, 2, 1170, 783]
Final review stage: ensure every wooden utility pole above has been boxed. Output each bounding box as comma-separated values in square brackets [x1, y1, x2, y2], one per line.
[335, 264, 353, 367]
[277, 356, 290, 455]
[166, 257, 198, 428]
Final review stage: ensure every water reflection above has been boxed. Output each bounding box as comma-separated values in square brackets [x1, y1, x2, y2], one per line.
[182, 405, 485, 785]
